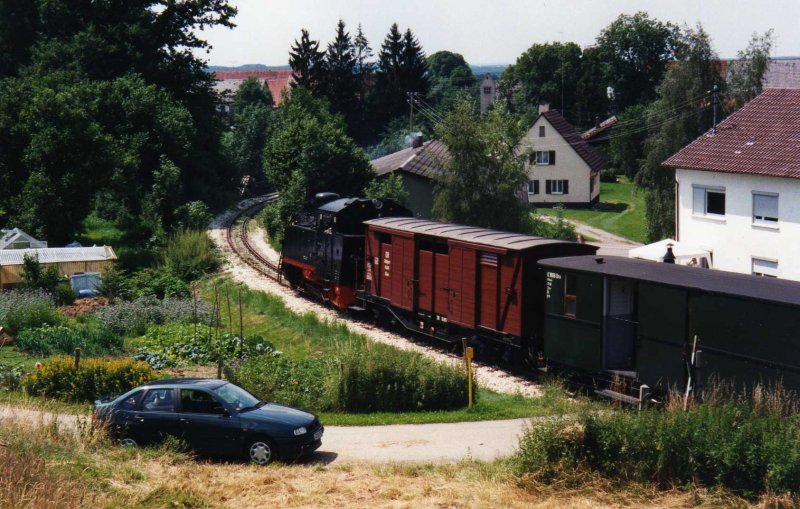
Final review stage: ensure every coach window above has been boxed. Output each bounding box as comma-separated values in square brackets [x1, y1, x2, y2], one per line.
[564, 274, 577, 317]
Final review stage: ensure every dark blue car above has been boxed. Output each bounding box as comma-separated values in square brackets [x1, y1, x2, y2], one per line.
[93, 379, 323, 465]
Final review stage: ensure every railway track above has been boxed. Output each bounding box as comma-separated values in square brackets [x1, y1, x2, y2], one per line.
[225, 193, 284, 282]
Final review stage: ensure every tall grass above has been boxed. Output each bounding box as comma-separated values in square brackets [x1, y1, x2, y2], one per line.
[226, 340, 471, 413]
[517, 382, 800, 498]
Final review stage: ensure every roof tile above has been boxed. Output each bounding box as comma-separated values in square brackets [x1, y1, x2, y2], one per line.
[662, 88, 800, 179]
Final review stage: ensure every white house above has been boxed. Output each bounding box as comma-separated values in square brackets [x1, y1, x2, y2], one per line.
[479, 74, 498, 113]
[662, 88, 800, 281]
[520, 104, 604, 207]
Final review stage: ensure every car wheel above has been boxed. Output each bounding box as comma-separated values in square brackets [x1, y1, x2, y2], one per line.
[119, 437, 138, 448]
[247, 437, 276, 465]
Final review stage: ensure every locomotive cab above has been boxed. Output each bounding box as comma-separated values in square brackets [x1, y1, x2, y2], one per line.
[281, 195, 411, 309]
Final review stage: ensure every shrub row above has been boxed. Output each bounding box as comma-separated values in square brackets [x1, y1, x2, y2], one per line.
[95, 295, 213, 335]
[0, 290, 63, 334]
[517, 391, 800, 497]
[16, 325, 123, 357]
[22, 356, 156, 402]
[227, 341, 471, 413]
[132, 323, 276, 370]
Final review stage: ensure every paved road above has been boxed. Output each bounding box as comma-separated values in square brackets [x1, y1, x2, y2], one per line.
[0, 405, 530, 463]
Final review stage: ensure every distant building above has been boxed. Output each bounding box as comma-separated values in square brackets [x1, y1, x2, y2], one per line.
[0, 229, 46, 250]
[370, 138, 450, 218]
[581, 115, 618, 148]
[662, 88, 800, 281]
[763, 57, 800, 89]
[520, 104, 604, 207]
[0, 246, 117, 288]
[479, 74, 498, 113]
[212, 70, 294, 117]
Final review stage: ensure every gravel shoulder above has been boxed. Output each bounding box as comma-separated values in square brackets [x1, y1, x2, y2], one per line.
[209, 199, 541, 398]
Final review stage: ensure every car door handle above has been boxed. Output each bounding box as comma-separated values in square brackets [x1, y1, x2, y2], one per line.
[133, 415, 145, 422]
[179, 418, 190, 423]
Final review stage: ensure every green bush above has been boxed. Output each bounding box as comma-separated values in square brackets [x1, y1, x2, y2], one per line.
[0, 363, 23, 391]
[54, 282, 77, 306]
[227, 341, 471, 413]
[0, 290, 64, 333]
[22, 356, 157, 402]
[161, 229, 220, 283]
[516, 387, 800, 498]
[128, 267, 190, 299]
[16, 325, 123, 357]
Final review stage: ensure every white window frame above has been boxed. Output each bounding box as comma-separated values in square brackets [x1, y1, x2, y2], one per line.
[752, 192, 779, 226]
[551, 179, 565, 195]
[535, 151, 550, 165]
[752, 257, 778, 278]
[692, 185, 726, 218]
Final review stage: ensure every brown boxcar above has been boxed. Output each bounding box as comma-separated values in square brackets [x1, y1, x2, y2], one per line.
[360, 218, 597, 350]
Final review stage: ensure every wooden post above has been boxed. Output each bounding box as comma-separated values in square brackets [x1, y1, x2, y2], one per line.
[238, 287, 244, 339]
[74, 347, 81, 370]
[465, 346, 474, 409]
[226, 288, 232, 335]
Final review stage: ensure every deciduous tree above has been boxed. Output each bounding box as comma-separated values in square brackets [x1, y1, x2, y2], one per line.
[596, 12, 680, 110]
[637, 24, 721, 242]
[433, 96, 530, 232]
[728, 30, 774, 106]
[262, 87, 373, 198]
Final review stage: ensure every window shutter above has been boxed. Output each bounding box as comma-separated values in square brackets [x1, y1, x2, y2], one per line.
[549, 151, 556, 165]
[534, 180, 540, 194]
[545, 180, 552, 194]
[563, 180, 569, 194]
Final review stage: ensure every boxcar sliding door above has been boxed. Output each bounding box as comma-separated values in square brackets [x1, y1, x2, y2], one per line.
[478, 252, 499, 330]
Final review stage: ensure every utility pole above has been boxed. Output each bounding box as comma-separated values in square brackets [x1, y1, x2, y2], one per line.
[711, 84, 719, 135]
[407, 91, 415, 133]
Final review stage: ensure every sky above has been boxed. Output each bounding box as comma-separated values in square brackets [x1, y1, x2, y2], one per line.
[197, 0, 799, 67]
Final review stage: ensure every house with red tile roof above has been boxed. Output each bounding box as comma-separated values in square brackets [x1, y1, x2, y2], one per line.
[520, 104, 604, 207]
[662, 88, 800, 281]
[213, 70, 294, 114]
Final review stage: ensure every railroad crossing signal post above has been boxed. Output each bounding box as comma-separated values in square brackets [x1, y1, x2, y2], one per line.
[465, 346, 474, 409]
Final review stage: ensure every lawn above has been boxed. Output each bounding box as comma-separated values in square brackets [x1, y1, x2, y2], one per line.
[77, 214, 156, 270]
[536, 177, 647, 243]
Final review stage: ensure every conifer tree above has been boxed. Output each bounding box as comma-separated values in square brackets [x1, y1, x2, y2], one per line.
[371, 24, 429, 127]
[401, 28, 430, 98]
[289, 29, 325, 95]
[324, 20, 358, 120]
[354, 24, 373, 120]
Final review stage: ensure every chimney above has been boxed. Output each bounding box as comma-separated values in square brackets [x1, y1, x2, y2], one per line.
[663, 243, 676, 264]
[410, 133, 424, 148]
[595, 116, 601, 129]
[538, 102, 550, 114]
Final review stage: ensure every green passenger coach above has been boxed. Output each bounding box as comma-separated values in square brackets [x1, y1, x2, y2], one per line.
[538, 255, 800, 399]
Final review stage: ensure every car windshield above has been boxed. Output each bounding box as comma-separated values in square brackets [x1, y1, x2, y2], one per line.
[211, 383, 261, 411]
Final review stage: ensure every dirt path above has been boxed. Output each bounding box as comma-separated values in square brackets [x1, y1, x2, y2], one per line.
[0, 405, 530, 463]
[209, 200, 541, 398]
[568, 220, 642, 257]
